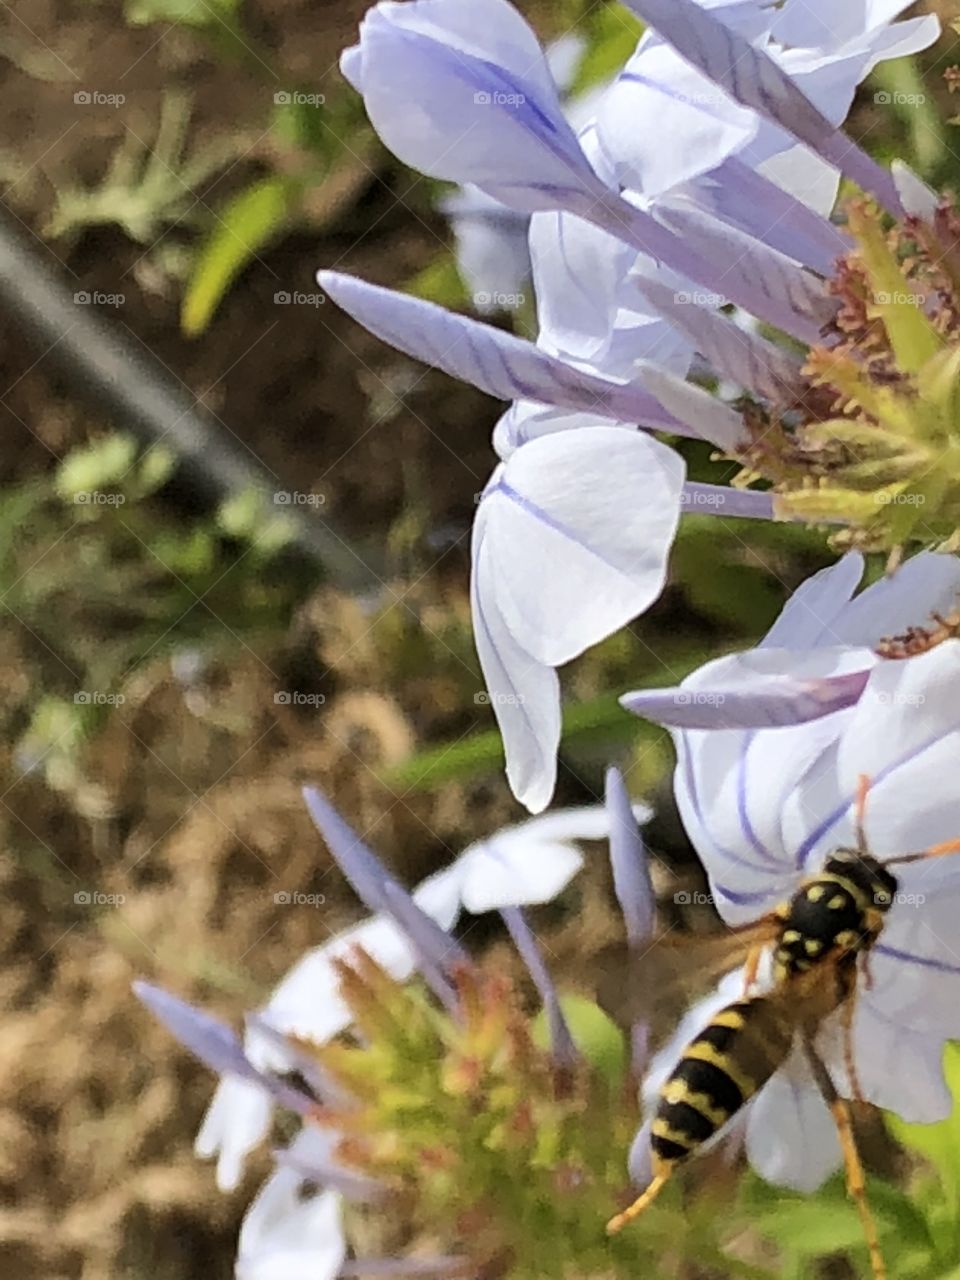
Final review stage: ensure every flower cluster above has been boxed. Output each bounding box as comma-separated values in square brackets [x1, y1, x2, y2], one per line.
[321, 0, 950, 814]
[137, 774, 660, 1279]
[133, 3, 960, 1275]
[194, 793, 647, 1192]
[626, 551, 960, 1190]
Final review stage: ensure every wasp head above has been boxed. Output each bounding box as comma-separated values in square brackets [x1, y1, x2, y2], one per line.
[822, 849, 899, 912]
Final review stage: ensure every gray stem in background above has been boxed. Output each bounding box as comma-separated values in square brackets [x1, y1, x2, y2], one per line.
[0, 209, 380, 590]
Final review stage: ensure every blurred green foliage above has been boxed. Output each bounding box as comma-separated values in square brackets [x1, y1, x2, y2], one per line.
[47, 91, 237, 244]
[3, 433, 310, 789]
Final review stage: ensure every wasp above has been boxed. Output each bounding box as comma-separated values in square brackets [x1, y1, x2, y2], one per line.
[607, 777, 960, 1280]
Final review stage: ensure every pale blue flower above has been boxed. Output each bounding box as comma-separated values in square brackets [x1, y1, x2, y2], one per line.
[138, 784, 655, 1278]
[598, 0, 936, 206]
[194, 793, 649, 1188]
[439, 32, 589, 314]
[624, 551, 960, 1189]
[323, 0, 939, 813]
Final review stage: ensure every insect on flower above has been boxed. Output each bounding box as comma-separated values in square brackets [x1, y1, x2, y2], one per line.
[607, 776, 960, 1280]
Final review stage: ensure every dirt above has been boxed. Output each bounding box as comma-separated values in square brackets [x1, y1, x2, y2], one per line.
[0, 3, 519, 1277]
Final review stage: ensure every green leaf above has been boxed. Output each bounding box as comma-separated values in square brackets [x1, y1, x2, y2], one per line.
[404, 254, 471, 310]
[532, 995, 627, 1084]
[890, 1043, 960, 1207]
[570, 6, 643, 95]
[380, 693, 645, 792]
[754, 1198, 870, 1255]
[125, 0, 239, 27]
[869, 58, 947, 178]
[55, 435, 137, 501]
[181, 176, 293, 337]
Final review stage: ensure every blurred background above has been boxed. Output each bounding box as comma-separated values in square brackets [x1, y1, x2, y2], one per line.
[0, 2, 957, 1277]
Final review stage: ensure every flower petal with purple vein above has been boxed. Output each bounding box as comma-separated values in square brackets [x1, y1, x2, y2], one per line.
[318, 271, 686, 433]
[622, 660, 872, 731]
[480, 426, 685, 667]
[620, 0, 906, 214]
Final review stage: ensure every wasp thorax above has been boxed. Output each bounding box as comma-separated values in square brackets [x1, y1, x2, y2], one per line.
[822, 849, 898, 913]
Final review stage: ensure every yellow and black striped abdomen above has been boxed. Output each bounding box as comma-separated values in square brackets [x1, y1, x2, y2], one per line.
[651, 997, 795, 1173]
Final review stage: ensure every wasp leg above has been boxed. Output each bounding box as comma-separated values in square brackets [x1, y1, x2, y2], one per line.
[854, 774, 871, 855]
[802, 1035, 886, 1280]
[606, 1173, 669, 1236]
[841, 986, 864, 1105]
[742, 944, 764, 996]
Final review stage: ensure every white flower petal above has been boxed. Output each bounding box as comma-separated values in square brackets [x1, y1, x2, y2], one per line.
[892, 160, 938, 221]
[237, 1142, 346, 1280]
[484, 427, 686, 668]
[266, 916, 416, 1045]
[472, 513, 560, 813]
[492, 402, 634, 462]
[597, 40, 759, 196]
[827, 552, 960, 649]
[756, 143, 841, 217]
[865, 889, 960, 1036]
[458, 836, 582, 913]
[831, 644, 960, 858]
[196, 1076, 274, 1193]
[544, 31, 586, 91]
[344, 0, 599, 211]
[760, 553, 863, 650]
[745, 1057, 841, 1192]
[411, 865, 466, 930]
[849, 1001, 951, 1122]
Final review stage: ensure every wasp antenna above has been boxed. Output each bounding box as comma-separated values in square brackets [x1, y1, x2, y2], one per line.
[606, 1174, 669, 1236]
[884, 836, 960, 867]
[854, 775, 871, 854]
